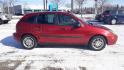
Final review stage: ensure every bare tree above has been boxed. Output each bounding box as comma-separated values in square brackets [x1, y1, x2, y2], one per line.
[50, 0, 64, 8]
[0, 0, 3, 3]
[8, 0, 17, 14]
[2, 0, 18, 14]
[0, 0, 3, 7]
[97, 0, 107, 13]
[2, 0, 8, 13]
[75, 0, 87, 17]
[0, 0, 3, 13]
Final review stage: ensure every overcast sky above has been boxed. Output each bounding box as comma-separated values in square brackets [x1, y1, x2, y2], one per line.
[16, 0, 124, 7]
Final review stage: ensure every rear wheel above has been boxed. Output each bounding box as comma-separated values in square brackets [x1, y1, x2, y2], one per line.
[21, 35, 38, 49]
[4, 20, 9, 24]
[110, 19, 117, 25]
[88, 36, 106, 51]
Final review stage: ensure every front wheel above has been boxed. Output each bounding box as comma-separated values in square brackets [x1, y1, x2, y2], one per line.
[88, 36, 106, 51]
[21, 35, 38, 49]
[4, 20, 9, 24]
[0, 19, 3, 24]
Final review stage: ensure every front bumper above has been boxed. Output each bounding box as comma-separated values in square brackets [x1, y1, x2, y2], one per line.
[107, 34, 118, 45]
[13, 33, 20, 41]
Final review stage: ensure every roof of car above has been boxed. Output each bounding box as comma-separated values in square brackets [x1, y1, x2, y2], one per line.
[25, 11, 72, 15]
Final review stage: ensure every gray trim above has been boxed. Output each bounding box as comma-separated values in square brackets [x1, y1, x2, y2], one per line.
[41, 35, 82, 38]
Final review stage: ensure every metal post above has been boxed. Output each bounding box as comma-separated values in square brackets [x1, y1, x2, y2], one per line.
[95, 0, 98, 15]
[46, 0, 47, 10]
[43, 0, 45, 10]
[7, 0, 10, 14]
[71, 0, 74, 12]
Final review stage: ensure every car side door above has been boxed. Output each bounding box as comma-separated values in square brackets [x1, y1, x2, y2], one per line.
[54, 13, 84, 44]
[37, 13, 66, 44]
[37, 13, 84, 44]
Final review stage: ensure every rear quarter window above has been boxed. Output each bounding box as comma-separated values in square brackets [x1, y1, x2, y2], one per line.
[25, 15, 37, 23]
[37, 14, 56, 24]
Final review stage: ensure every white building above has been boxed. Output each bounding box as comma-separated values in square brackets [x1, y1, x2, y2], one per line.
[9, 4, 70, 15]
[10, 5, 43, 15]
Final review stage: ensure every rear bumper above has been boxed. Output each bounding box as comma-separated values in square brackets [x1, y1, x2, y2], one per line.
[107, 34, 118, 45]
[13, 33, 20, 41]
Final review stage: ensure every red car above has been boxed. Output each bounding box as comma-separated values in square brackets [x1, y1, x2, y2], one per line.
[13, 12, 117, 51]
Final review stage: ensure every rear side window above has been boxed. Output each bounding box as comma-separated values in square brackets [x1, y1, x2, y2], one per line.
[26, 15, 37, 23]
[37, 14, 56, 24]
[46, 14, 55, 24]
[37, 14, 46, 23]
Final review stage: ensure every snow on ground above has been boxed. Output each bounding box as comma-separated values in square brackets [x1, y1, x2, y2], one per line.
[0, 19, 124, 70]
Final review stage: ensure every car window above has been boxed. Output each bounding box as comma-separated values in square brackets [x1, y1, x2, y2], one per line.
[37, 14, 46, 23]
[110, 10, 117, 14]
[37, 14, 57, 24]
[46, 14, 55, 24]
[26, 15, 37, 23]
[58, 14, 78, 26]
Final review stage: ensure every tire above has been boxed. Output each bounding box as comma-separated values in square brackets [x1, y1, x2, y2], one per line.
[110, 19, 117, 25]
[88, 36, 106, 51]
[0, 19, 3, 24]
[4, 20, 9, 24]
[21, 35, 38, 49]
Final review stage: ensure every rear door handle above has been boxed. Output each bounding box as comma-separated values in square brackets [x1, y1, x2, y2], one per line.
[36, 26, 40, 28]
[35, 26, 40, 31]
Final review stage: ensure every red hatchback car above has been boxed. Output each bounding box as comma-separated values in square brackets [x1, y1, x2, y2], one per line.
[13, 12, 117, 51]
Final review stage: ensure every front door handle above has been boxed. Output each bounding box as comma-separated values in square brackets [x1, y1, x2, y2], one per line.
[60, 28, 66, 30]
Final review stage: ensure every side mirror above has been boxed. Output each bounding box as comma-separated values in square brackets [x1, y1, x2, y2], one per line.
[72, 23, 81, 30]
[77, 23, 81, 27]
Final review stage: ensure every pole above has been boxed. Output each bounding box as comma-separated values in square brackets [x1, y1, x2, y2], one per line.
[71, 0, 74, 12]
[43, 0, 45, 10]
[46, 0, 47, 10]
[95, 0, 98, 15]
[7, 0, 10, 14]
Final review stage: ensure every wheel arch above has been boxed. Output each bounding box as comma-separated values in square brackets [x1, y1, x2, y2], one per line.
[21, 33, 38, 49]
[88, 34, 108, 45]
[21, 33, 38, 42]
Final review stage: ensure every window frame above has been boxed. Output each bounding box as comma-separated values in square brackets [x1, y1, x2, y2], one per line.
[57, 14, 80, 26]
[37, 13, 58, 25]
[25, 15, 37, 24]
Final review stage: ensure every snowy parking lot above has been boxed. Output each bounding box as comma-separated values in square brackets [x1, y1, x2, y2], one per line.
[0, 19, 124, 70]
